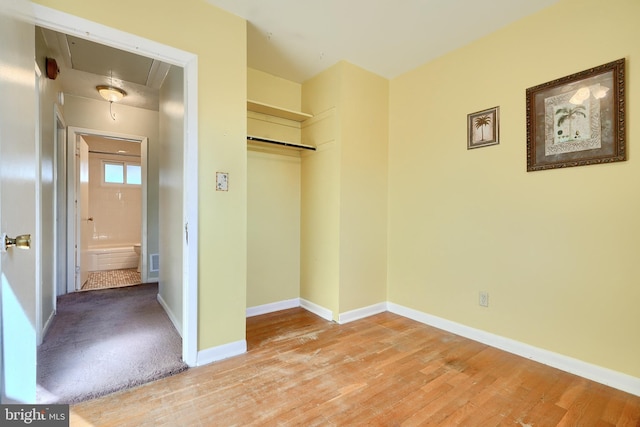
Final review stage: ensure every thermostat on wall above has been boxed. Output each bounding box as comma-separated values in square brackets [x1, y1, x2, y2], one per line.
[216, 172, 229, 191]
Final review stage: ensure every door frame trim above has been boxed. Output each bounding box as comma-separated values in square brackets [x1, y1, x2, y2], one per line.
[34, 4, 199, 366]
[34, 62, 43, 346]
[53, 104, 66, 303]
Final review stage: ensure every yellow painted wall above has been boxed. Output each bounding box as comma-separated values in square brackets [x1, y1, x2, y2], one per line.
[249, 63, 388, 318]
[388, 0, 640, 377]
[34, 0, 248, 350]
[247, 68, 305, 146]
[338, 62, 388, 313]
[301, 64, 341, 316]
[248, 68, 301, 111]
[247, 151, 301, 307]
[247, 69, 303, 308]
[300, 62, 389, 318]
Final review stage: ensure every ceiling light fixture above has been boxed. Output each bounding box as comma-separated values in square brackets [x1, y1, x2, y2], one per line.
[96, 85, 126, 103]
[97, 70, 127, 120]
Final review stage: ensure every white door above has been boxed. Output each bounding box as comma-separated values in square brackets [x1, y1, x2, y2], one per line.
[0, 2, 37, 403]
[75, 136, 90, 290]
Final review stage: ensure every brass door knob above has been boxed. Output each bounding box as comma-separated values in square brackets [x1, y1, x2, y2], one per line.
[2, 233, 31, 251]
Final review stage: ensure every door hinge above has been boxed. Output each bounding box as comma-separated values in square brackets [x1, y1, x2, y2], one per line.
[185, 222, 189, 245]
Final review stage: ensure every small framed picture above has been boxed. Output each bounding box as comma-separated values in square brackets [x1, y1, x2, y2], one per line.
[467, 106, 499, 149]
[526, 58, 625, 171]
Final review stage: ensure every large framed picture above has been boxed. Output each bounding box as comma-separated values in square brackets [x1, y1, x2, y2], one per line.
[467, 106, 499, 149]
[526, 58, 625, 171]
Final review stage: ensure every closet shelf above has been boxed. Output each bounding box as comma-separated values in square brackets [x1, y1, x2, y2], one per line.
[247, 100, 312, 122]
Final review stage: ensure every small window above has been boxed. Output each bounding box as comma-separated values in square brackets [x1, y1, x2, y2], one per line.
[126, 164, 141, 185]
[104, 162, 125, 184]
[103, 161, 141, 186]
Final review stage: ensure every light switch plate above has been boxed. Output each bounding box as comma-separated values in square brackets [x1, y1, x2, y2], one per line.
[216, 172, 228, 191]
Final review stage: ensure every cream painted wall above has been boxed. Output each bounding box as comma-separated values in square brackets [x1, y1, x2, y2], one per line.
[388, 0, 640, 378]
[34, 0, 248, 351]
[63, 96, 159, 140]
[247, 151, 301, 307]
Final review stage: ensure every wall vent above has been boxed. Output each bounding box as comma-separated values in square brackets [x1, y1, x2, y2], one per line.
[149, 253, 160, 273]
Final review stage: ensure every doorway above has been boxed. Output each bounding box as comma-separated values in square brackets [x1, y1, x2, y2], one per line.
[68, 131, 149, 292]
[34, 4, 199, 367]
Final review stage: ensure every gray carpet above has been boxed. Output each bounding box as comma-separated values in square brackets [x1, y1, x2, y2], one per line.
[37, 283, 187, 404]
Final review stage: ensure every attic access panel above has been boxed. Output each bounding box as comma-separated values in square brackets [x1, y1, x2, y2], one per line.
[66, 35, 154, 85]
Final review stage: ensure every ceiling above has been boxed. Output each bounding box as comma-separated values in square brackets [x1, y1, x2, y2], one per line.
[41, 1, 559, 110]
[206, 0, 559, 83]
[39, 27, 170, 111]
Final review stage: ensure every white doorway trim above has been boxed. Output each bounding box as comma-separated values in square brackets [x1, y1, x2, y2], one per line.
[33, 4, 199, 367]
[53, 104, 66, 303]
[34, 62, 43, 346]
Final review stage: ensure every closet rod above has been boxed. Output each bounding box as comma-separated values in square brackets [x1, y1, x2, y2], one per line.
[247, 135, 316, 151]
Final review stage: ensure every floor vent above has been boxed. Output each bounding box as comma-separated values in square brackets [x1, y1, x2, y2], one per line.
[149, 254, 160, 272]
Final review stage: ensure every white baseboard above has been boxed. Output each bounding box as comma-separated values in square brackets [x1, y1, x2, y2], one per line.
[247, 298, 300, 317]
[339, 302, 387, 324]
[196, 340, 247, 367]
[300, 298, 333, 321]
[157, 293, 182, 337]
[191, 297, 640, 396]
[387, 302, 640, 397]
[41, 309, 56, 343]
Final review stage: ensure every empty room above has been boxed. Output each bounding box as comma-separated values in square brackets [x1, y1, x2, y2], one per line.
[1, 0, 639, 425]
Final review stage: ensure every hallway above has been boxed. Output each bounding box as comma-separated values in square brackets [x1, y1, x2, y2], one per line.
[37, 283, 186, 404]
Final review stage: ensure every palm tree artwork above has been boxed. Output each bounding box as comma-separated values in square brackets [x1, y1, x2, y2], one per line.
[474, 115, 492, 141]
[555, 105, 586, 143]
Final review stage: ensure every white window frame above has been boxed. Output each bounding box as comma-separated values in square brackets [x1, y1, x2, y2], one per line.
[102, 160, 141, 186]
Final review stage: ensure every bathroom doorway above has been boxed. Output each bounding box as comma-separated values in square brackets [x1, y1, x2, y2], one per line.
[67, 128, 150, 293]
[83, 134, 146, 290]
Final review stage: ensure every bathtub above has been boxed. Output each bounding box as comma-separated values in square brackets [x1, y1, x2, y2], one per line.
[84, 245, 139, 272]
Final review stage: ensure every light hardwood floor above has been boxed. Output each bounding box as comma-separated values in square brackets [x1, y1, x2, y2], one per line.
[70, 308, 640, 426]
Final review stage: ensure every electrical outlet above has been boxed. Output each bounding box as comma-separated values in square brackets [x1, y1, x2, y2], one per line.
[479, 291, 489, 307]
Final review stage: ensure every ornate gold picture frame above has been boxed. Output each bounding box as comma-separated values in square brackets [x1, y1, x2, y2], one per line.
[526, 58, 626, 171]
